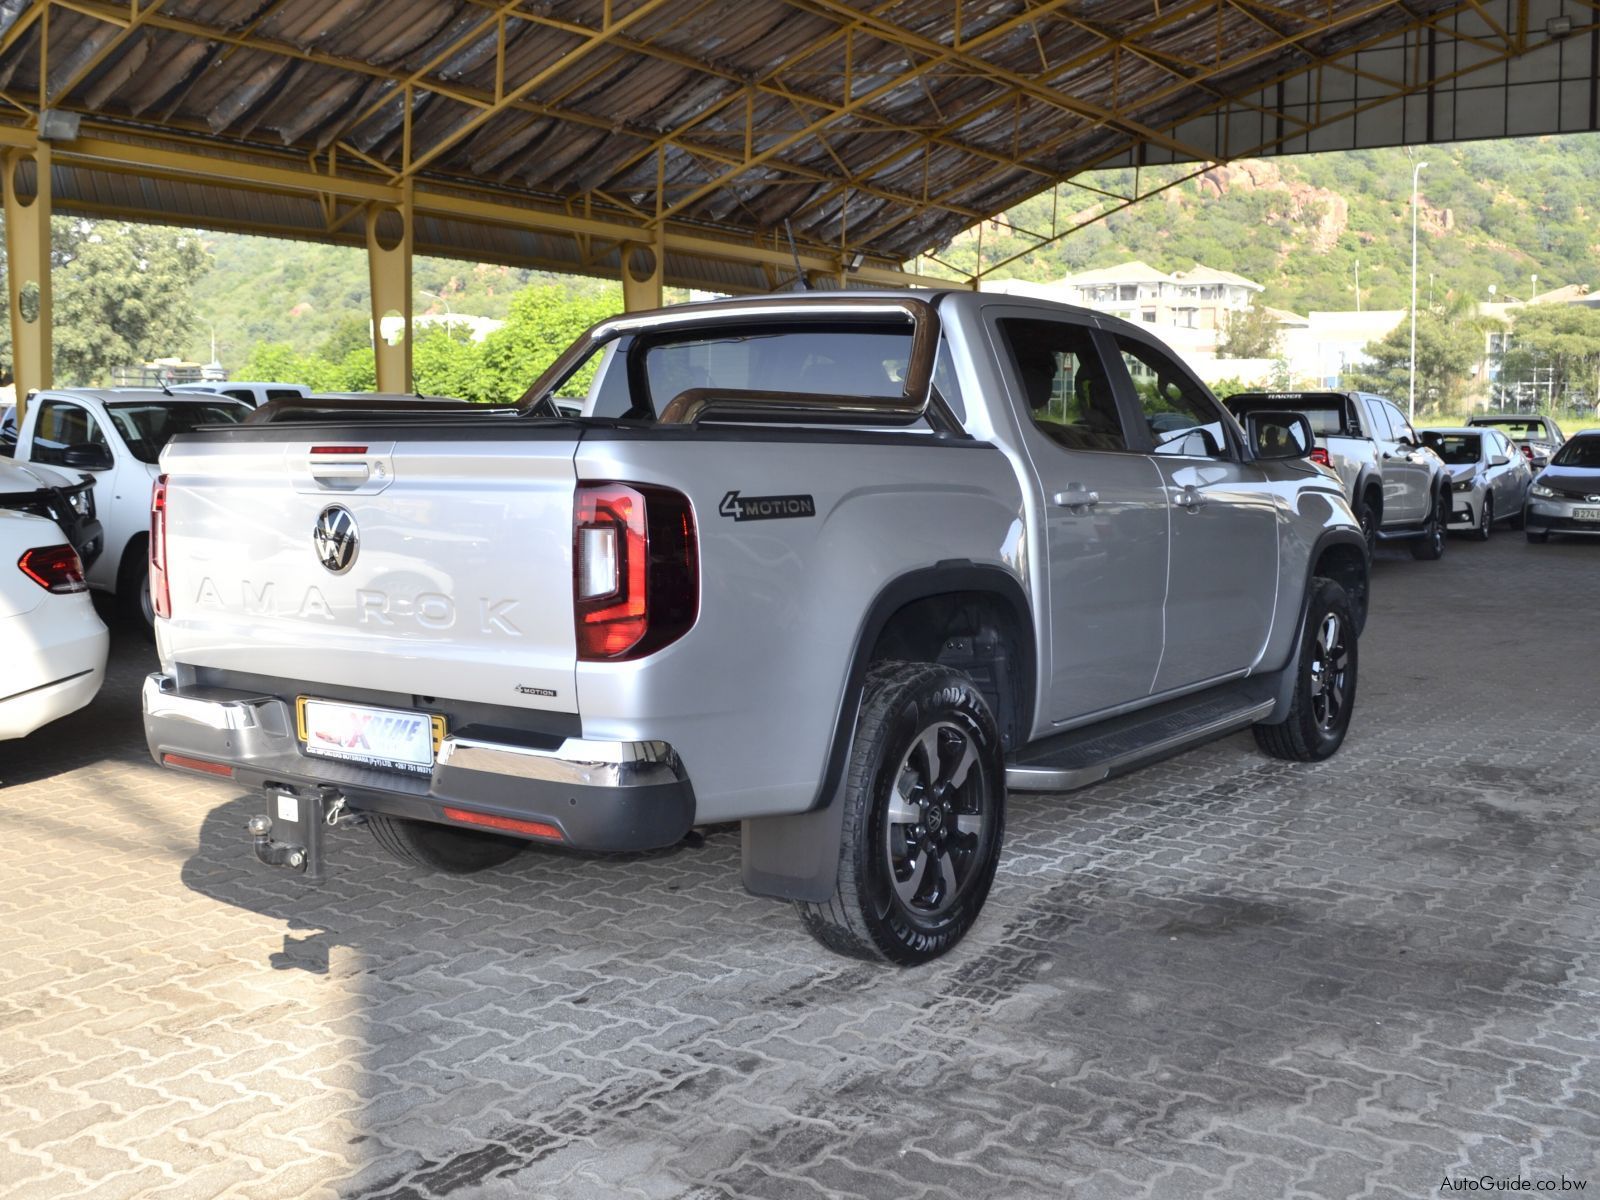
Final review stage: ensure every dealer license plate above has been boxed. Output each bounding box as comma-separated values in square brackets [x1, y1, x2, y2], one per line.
[1574, 508, 1600, 522]
[297, 698, 443, 775]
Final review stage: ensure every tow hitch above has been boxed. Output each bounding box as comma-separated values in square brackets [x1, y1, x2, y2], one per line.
[246, 788, 353, 883]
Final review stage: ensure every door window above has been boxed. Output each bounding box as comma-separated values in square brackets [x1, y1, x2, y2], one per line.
[30, 401, 107, 466]
[997, 318, 1128, 452]
[1114, 336, 1230, 458]
[1380, 401, 1417, 444]
[1361, 397, 1393, 441]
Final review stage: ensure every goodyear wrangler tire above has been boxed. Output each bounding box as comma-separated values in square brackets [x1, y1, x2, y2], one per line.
[796, 661, 1005, 965]
[366, 813, 524, 874]
[1253, 578, 1358, 763]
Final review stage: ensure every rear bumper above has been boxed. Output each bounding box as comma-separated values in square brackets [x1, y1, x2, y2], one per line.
[0, 596, 108, 740]
[141, 673, 696, 850]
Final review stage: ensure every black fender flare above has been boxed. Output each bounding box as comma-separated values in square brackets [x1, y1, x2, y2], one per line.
[1350, 466, 1382, 518]
[1267, 526, 1369, 722]
[741, 561, 1033, 903]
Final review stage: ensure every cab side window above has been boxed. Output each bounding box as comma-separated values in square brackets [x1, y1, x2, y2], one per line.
[1380, 401, 1416, 444]
[997, 318, 1128, 452]
[1113, 336, 1230, 458]
[1362, 398, 1394, 442]
[30, 400, 107, 466]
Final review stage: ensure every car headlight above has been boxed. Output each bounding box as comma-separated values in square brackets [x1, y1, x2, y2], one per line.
[1531, 483, 1558, 499]
[1451, 478, 1475, 493]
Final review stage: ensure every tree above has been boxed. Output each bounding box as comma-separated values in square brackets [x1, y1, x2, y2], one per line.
[1344, 305, 1482, 413]
[1216, 304, 1283, 359]
[49, 220, 210, 385]
[1499, 303, 1600, 410]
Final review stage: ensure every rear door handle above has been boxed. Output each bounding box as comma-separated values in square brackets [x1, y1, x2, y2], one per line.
[1052, 485, 1099, 512]
[1174, 484, 1206, 512]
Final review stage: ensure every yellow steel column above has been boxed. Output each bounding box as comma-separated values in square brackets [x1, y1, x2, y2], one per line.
[3, 143, 51, 419]
[365, 191, 412, 392]
[621, 237, 664, 312]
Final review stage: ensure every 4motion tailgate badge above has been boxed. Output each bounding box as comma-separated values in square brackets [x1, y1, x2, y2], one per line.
[719, 490, 816, 522]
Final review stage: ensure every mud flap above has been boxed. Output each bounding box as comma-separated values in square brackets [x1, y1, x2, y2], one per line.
[741, 792, 847, 903]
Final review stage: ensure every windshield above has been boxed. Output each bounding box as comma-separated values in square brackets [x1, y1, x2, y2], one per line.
[1421, 432, 1482, 465]
[107, 401, 249, 463]
[1550, 438, 1600, 469]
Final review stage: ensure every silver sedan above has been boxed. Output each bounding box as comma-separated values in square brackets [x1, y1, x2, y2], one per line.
[1421, 427, 1532, 540]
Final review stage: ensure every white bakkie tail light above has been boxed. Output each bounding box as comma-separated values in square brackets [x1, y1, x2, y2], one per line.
[150, 475, 171, 619]
[572, 482, 698, 661]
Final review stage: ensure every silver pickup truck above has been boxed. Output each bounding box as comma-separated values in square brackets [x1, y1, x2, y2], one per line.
[143, 292, 1368, 965]
[1225, 390, 1450, 560]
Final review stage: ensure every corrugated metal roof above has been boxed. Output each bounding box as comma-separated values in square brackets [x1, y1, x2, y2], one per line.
[0, 0, 1587, 284]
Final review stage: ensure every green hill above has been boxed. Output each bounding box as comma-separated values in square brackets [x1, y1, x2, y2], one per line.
[935, 135, 1600, 314]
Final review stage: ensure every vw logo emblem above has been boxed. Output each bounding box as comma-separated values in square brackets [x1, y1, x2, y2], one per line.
[313, 505, 358, 574]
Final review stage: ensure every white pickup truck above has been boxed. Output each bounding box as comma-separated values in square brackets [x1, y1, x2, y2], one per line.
[7, 389, 250, 622]
[143, 292, 1369, 964]
[1225, 390, 1451, 560]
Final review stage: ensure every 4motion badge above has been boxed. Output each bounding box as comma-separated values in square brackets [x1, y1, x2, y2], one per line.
[719, 490, 816, 522]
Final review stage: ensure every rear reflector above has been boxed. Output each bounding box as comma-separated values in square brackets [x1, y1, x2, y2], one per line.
[17, 545, 88, 593]
[1309, 447, 1331, 467]
[162, 753, 236, 779]
[443, 807, 563, 841]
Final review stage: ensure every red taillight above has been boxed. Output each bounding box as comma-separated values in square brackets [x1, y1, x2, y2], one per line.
[573, 481, 698, 661]
[1310, 447, 1331, 467]
[17, 545, 87, 593]
[150, 475, 171, 619]
[443, 807, 563, 841]
[1521, 445, 1535, 460]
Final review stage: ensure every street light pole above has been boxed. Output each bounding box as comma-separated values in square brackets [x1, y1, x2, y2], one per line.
[1408, 159, 1428, 422]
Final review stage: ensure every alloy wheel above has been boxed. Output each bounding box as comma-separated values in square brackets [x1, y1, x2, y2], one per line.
[1309, 612, 1350, 732]
[883, 720, 990, 917]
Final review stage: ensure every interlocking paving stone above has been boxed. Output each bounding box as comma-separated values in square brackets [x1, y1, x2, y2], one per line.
[3, 537, 1600, 1197]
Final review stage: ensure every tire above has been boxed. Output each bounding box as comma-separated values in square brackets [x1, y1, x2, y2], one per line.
[1526, 527, 1549, 544]
[1355, 494, 1379, 559]
[1253, 578, 1358, 763]
[117, 550, 154, 634]
[796, 661, 1005, 966]
[1475, 493, 1493, 542]
[366, 813, 524, 874]
[1410, 489, 1446, 560]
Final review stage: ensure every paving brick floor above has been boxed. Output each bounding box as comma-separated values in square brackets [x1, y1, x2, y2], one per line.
[3, 533, 1599, 1198]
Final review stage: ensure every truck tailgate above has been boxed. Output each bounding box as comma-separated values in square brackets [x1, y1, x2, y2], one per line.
[159, 431, 579, 712]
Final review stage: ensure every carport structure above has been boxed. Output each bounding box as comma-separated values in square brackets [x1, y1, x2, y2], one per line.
[0, 0, 1595, 402]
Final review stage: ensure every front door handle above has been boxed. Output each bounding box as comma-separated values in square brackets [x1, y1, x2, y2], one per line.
[1174, 484, 1206, 512]
[1052, 484, 1099, 512]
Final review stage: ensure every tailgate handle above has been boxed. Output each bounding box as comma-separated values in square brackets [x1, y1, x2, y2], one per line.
[310, 461, 370, 489]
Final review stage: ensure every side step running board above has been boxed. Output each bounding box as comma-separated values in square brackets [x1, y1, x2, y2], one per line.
[1006, 690, 1275, 793]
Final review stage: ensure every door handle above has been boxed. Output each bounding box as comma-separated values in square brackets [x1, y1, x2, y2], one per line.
[1174, 484, 1206, 512]
[1051, 484, 1099, 512]
[309, 461, 370, 489]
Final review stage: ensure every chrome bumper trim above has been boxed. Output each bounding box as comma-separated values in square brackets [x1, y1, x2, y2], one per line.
[143, 674, 686, 791]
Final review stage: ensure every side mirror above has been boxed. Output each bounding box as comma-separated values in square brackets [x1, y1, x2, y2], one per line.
[61, 442, 114, 470]
[1490, 454, 1510, 467]
[1244, 411, 1315, 460]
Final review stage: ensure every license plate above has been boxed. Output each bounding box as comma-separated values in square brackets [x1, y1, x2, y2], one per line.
[1575, 508, 1600, 522]
[297, 698, 443, 775]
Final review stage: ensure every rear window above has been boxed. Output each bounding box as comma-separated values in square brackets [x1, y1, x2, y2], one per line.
[1421, 432, 1481, 465]
[642, 326, 911, 415]
[1473, 418, 1546, 438]
[1228, 396, 1348, 435]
